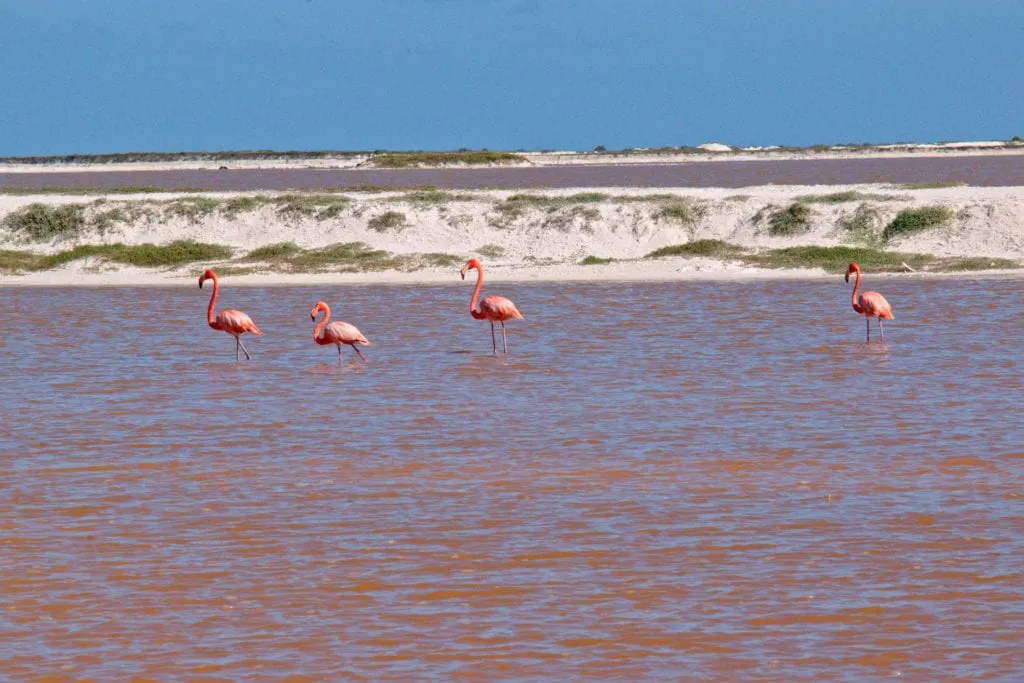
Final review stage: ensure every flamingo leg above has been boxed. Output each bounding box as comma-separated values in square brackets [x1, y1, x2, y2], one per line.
[490, 322, 497, 355]
[501, 321, 508, 354]
[353, 345, 367, 362]
[235, 337, 240, 361]
[866, 318, 871, 342]
[238, 337, 252, 361]
[337, 344, 343, 364]
[879, 318, 885, 343]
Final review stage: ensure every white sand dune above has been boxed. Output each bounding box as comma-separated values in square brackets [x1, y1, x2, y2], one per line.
[2, 184, 1023, 286]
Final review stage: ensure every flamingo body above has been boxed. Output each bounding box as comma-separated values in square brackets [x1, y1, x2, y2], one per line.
[311, 301, 371, 362]
[845, 262, 894, 342]
[478, 295, 524, 323]
[212, 309, 263, 337]
[198, 269, 262, 360]
[460, 258, 523, 354]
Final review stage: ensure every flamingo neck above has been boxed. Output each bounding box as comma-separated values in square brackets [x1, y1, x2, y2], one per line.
[850, 269, 862, 310]
[313, 305, 331, 342]
[206, 274, 219, 328]
[469, 266, 486, 319]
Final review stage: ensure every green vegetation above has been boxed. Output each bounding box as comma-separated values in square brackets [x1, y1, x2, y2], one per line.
[794, 191, 907, 204]
[646, 239, 747, 259]
[395, 190, 478, 203]
[643, 241, 1018, 273]
[245, 242, 303, 260]
[367, 151, 526, 168]
[580, 255, 614, 265]
[766, 203, 812, 236]
[423, 253, 462, 267]
[656, 198, 707, 226]
[164, 196, 220, 222]
[2, 202, 87, 240]
[898, 181, 965, 190]
[367, 211, 407, 232]
[475, 244, 506, 259]
[838, 203, 884, 247]
[724, 194, 752, 202]
[882, 205, 954, 241]
[0, 240, 231, 272]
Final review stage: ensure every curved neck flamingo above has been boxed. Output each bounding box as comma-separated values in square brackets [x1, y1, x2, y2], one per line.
[312, 303, 331, 341]
[467, 264, 487, 320]
[849, 265, 862, 312]
[204, 271, 220, 328]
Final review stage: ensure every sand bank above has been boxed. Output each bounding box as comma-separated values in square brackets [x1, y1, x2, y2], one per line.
[2, 184, 1022, 287]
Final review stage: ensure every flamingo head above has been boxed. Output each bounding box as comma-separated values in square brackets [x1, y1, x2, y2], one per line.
[460, 258, 481, 280]
[310, 300, 327, 321]
[198, 269, 216, 288]
[844, 262, 860, 283]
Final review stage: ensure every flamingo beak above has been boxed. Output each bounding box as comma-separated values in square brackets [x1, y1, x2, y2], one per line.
[310, 312, 316, 321]
[844, 272, 850, 283]
[199, 278, 204, 289]
[460, 269, 466, 280]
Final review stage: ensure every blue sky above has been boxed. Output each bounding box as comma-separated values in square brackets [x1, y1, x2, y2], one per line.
[1, 0, 1022, 155]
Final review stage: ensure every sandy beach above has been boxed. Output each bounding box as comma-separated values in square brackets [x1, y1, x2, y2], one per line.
[2, 182, 1022, 286]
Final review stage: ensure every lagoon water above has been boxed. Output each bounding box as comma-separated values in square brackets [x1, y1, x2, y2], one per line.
[1, 278, 1022, 679]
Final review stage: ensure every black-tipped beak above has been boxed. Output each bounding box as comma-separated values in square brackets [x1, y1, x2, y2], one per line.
[310, 313, 316, 321]
[461, 272, 466, 280]
[199, 280, 204, 289]
[844, 273, 850, 283]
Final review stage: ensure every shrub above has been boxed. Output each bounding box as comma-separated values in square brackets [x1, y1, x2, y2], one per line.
[581, 255, 614, 265]
[2, 202, 86, 240]
[367, 211, 407, 232]
[767, 203, 812, 236]
[882, 206, 953, 241]
[476, 244, 506, 259]
[646, 240, 746, 258]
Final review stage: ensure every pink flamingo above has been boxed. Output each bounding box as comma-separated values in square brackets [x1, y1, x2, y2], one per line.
[460, 258, 524, 354]
[311, 300, 371, 362]
[198, 269, 263, 360]
[845, 262, 894, 342]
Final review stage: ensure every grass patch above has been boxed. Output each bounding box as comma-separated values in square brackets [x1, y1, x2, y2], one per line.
[794, 191, 907, 203]
[164, 196, 220, 222]
[368, 151, 526, 168]
[646, 239, 747, 259]
[724, 194, 752, 202]
[838, 203, 884, 247]
[0, 240, 232, 272]
[882, 206, 953, 241]
[2, 202, 87, 240]
[476, 244, 506, 259]
[423, 253, 462, 267]
[898, 181, 966, 190]
[767, 203, 812, 236]
[245, 242, 303, 260]
[395, 190, 477, 203]
[580, 255, 614, 265]
[744, 245, 1017, 273]
[657, 198, 707, 225]
[367, 211, 407, 232]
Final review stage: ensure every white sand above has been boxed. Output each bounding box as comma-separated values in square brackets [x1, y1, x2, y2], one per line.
[2, 183, 1023, 287]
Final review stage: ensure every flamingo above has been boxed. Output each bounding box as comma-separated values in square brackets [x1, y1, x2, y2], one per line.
[198, 269, 263, 360]
[845, 262, 894, 342]
[310, 300, 371, 362]
[460, 258, 524, 354]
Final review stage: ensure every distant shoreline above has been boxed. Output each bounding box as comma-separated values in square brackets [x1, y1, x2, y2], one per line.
[1, 141, 1023, 174]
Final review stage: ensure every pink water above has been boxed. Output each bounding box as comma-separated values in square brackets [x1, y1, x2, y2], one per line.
[1, 278, 1022, 679]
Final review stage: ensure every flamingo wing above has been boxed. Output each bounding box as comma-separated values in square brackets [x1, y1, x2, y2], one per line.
[324, 321, 371, 345]
[858, 291, 894, 319]
[218, 309, 263, 335]
[480, 295, 524, 321]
